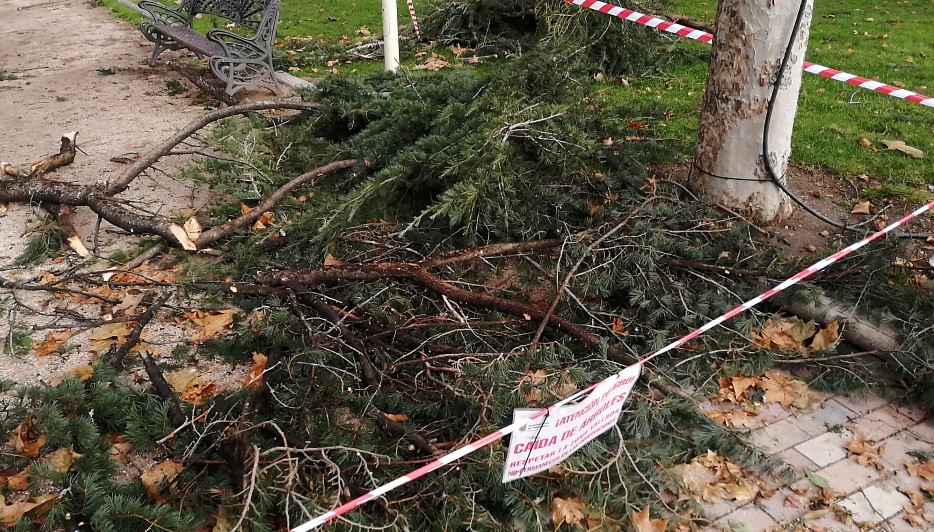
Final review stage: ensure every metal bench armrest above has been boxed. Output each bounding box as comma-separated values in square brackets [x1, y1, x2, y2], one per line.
[206, 29, 266, 60]
[138, 0, 192, 26]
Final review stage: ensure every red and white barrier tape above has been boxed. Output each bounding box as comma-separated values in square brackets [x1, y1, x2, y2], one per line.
[407, 0, 420, 38]
[565, 0, 934, 109]
[291, 200, 934, 531]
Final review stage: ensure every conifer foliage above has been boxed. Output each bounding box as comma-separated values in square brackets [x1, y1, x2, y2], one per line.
[1, 1, 932, 531]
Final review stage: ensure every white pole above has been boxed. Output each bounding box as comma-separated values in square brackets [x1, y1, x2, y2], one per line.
[382, 0, 400, 72]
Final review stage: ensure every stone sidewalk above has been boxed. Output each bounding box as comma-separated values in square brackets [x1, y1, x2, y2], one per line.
[703, 392, 933, 531]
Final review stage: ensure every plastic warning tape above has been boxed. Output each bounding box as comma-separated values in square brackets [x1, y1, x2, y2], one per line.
[407, 0, 421, 38]
[291, 199, 934, 531]
[565, 0, 934, 109]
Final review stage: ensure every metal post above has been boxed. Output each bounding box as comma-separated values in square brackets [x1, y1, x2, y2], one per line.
[382, 0, 400, 72]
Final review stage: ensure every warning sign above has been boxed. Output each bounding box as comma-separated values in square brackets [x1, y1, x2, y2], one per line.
[502, 363, 641, 482]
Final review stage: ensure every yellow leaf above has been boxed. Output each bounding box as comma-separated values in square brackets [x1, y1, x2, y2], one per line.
[242, 352, 268, 389]
[165, 371, 217, 405]
[810, 321, 840, 351]
[906, 460, 934, 481]
[43, 446, 82, 473]
[7, 417, 45, 458]
[141, 459, 184, 504]
[32, 329, 75, 357]
[88, 321, 136, 353]
[631, 507, 668, 532]
[551, 496, 586, 527]
[180, 309, 238, 343]
[50, 365, 95, 387]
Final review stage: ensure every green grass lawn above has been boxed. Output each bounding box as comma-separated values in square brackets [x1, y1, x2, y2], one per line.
[101, 0, 932, 199]
[620, 0, 934, 199]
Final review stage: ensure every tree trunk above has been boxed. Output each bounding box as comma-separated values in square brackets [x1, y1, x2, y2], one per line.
[692, 0, 813, 222]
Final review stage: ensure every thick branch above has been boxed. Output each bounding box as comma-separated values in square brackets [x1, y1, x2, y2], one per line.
[195, 159, 358, 247]
[785, 291, 901, 353]
[105, 101, 322, 196]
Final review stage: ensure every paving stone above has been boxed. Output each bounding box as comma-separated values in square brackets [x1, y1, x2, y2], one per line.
[846, 407, 913, 442]
[800, 513, 858, 532]
[750, 418, 812, 453]
[792, 399, 857, 436]
[840, 491, 885, 523]
[702, 498, 741, 520]
[795, 429, 853, 468]
[755, 487, 807, 524]
[756, 401, 795, 426]
[779, 447, 818, 475]
[862, 482, 910, 519]
[836, 394, 888, 416]
[716, 504, 777, 531]
[816, 458, 883, 495]
[879, 511, 932, 532]
[892, 403, 927, 423]
[880, 430, 932, 471]
[906, 420, 934, 444]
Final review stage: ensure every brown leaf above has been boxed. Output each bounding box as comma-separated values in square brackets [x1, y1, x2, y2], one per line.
[449, 44, 469, 57]
[414, 53, 451, 71]
[141, 459, 184, 504]
[857, 137, 873, 149]
[251, 211, 275, 233]
[631, 507, 668, 532]
[611, 316, 628, 335]
[845, 434, 884, 469]
[242, 352, 268, 389]
[239, 203, 251, 215]
[906, 460, 934, 481]
[43, 446, 82, 473]
[551, 496, 586, 527]
[112, 288, 146, 317]
[851, 200, 872, 214]
[108, 435, 133, 464]
[180, 309, 238, 343]
[705, 408, 758, 428]
[50, 365, 94, 387]
[7, 417, 45, 458]
[32, 329, 74, 357]
[7, 466, 31, 491]
[810, 321, 840, 351]
[323, 254, 343, 266]
[88, 321, 136, 353]
[0, 493, 57, 527]
[356, 25, 370, 36]
[383, 413, 409, 423]
[760, 372, 805, 409]
[881, 139, 924, 158]
[750, 315, 816, 351]
[165, 371, 217, 405]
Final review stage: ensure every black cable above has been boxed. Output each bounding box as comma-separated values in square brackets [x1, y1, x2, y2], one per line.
[763, 0, 933, 239]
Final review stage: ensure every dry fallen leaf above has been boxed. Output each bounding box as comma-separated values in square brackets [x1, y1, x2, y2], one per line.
[356, 24, 370, 36]
[810, 321, 840, 351]
[706, 408, 758, 428]
[323, 254, 343, 266]
[88, 321, 136, 353]
[760, 372, 807, 409]
[749, 315, 816, 351]
[383, 413, 409, 423]
[50, 365, 94, 387]
[414, 53, 451, 71]
[845, 434, 884, 469]
[6, 466, 31, 491]
[43, 446, 82, 473]
[108, 435, 133, 464]
[906, 460, 934, 481]
[180, 309, 238, 343]
[165, 371, 217, 405]
[881, 139, 924, 158]
[7, 417, 45, 458]
[32, 329, 74, 357]
[243, 352, 268, 389]
[141, 459, 184, 504]
[851, 200, 872, 215]
[551, 496, 587, 527]
[112, 288, 146, 317]
[0, 493, 57, 527]
[631, 507, 668, 532]
[670, 450, 759, 503]
[251, 211, 275, 232]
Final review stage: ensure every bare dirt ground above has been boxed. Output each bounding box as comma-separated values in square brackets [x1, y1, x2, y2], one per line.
[0, 0, 239, 386]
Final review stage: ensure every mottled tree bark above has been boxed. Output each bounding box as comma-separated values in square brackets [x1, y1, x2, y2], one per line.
[692, 0, 813, 222]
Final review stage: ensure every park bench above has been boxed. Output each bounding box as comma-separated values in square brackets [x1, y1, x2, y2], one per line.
[138, 0, 281, 97]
